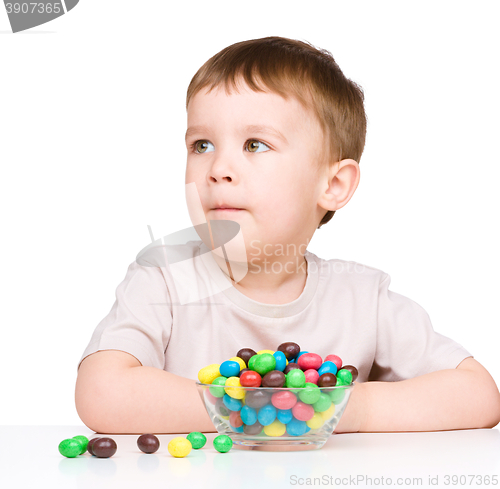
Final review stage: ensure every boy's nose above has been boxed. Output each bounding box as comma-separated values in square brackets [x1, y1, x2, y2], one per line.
[208, 158, 238, 184]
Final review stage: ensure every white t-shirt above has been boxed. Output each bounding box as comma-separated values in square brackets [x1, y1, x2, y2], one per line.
[78, 240, 472, 383]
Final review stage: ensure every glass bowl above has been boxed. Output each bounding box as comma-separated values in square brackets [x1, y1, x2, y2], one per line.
[196, 382, 353, 451]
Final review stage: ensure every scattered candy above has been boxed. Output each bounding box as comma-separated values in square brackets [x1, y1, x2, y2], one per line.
[137, 434, 160, 454]
[87, 437, 101, 456]
[58, 438, 83, 458]
[92, 437, 117, 458]
[186, 432, 207, 449]
[213, 434, 233, 453]
[72, 435, 89, 454]
[168, 437, 192, 458]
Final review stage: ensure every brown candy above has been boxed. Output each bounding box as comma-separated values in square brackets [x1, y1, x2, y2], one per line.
[245, 390, 271, 409]
[92, 437, 117, 458]
[261, 370, 285, 388]
[318, 372, 337, 387]
[243, 420, 264, 435]
[137, 434, 160, 454]
[238, 368, 250, 377]
[342, 365, 358, 382]
[237, 348, 257, 366]
[277, 342, 300, 361]
[284, 362, 301, 374]
[87, 437, 102, 456]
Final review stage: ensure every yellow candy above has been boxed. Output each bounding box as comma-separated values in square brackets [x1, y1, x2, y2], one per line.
[306, 412, 324, 430]
[263, 419, 287, 437]
[168, 437, 192, 458]
[224, 376, 245, 399]
[257, 349, 275, 355]
[198, 364, 221, 384]
[229, 356, 246, 370]
[220, 415, 230, 420]
[321, 402, 336, 422]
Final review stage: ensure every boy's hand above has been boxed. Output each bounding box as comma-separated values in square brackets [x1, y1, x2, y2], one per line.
[333, 381, 366, 434]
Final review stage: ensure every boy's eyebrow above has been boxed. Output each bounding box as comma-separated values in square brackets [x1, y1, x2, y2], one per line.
[185, 124, 288, 144]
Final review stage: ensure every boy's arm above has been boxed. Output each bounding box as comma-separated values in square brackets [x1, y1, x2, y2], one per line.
[75, 350, 217, 434]
[336, 357, 500, 433]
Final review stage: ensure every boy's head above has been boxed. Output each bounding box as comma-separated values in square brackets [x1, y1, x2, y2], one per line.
[185, 36, 366, 261]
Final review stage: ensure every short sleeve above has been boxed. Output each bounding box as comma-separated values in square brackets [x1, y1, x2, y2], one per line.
[368, 273, 473, 382]
[77, 260, 173, 372]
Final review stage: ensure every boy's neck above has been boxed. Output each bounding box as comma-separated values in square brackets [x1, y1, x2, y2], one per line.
[215, 253, 309, 305]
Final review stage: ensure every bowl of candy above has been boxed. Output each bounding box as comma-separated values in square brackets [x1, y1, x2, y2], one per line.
[196, 342, 357, 451]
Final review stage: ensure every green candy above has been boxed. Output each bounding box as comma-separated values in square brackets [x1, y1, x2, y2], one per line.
[248, 355, 257, 370]
[329, 387, 346, 404]
[213, 434, 233, 453]
[252, 353, 276, 376]
[58, 438, 83, 458]
[337, 369, 353, 385]
[313, 393, 332, 412]
[298, 382, 321, 404]
[285, 368, 306, 388]
[187, 431, 207, 449]
[209, 376, 228, 397]
[72, 435, 89, 455]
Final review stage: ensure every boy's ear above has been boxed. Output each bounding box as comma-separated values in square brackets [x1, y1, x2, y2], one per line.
[317, 158, 360, 213]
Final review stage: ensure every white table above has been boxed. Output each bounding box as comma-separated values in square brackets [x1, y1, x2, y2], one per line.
[1, 426, 498, 488]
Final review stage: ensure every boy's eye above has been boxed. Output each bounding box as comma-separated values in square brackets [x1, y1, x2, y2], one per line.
[245, 139, 270, 153]
[193, 140, 215, 153]
[191, 139, 270, 154]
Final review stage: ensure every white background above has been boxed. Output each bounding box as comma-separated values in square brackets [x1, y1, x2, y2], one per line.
[1, 1, 498, 425]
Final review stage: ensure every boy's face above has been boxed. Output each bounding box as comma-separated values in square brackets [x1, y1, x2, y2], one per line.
[185, 79, 328, 259]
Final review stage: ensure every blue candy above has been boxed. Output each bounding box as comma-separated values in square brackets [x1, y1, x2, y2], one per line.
[286, 417, 308, 436]
[277, 408, 293, 424]
[257, 404, 277, 426]
[240, 405, 257, 425]
[317, 360, 338, 376]
[273, 351, 287, 372]
[223, 394, 242, 411]
[229, 424, 244, 433]
[220, 360, 240, 378]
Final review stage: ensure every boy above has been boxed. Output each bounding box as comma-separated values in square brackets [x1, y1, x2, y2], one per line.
[75, 36, 500, 434]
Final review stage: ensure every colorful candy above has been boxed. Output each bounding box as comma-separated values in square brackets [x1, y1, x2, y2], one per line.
[137, 434, 160, 454]
[72, 435, 89, 454]
[198, 364, 221, 384]
[213, 434, 233, 453]
[92, 438, 117, 458]
[168, 437, 192, 458]
[186, 432, 207, 449]
[197, 342, 357, 440]
[58, 438, 84, 458]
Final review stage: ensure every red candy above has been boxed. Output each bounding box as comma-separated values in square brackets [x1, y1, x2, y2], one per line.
[271, 390, 298, 410]
[229, 410, 243, 428]
[292, 401, 315, 421]
[304, 369, 320, 385]
[240, 370, 262, 387]
[324, 354, 342, 370]
[297, 353, 322, 371]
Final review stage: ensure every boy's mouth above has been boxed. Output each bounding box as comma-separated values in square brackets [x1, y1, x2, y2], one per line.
[211, 202, 245, 211]
[211, 208, 244, 212]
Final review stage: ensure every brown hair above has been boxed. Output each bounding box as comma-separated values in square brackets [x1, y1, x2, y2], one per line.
[186, 36, 367, 228]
